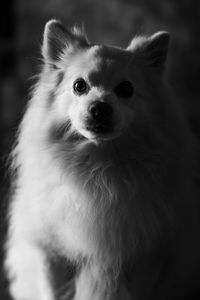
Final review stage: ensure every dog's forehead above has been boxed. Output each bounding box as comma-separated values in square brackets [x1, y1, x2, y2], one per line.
[86, 45, 131, 69]
[82, 45, 132, 84]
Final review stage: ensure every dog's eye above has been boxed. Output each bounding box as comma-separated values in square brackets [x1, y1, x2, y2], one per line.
[73, 78, 88, 95]
[114, 81, 134, 99]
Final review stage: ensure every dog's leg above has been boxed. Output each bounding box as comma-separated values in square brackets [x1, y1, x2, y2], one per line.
[73, 265, 109, 300]
[74, 265, 132, 300]
[5, 242, 54, 300]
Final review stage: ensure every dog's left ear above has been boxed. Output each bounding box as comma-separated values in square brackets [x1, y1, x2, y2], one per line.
[42, 19, 89, 66]
[127, 31, 170, 72]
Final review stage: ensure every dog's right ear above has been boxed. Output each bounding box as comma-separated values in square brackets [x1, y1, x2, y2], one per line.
[42, 19, 89, 66]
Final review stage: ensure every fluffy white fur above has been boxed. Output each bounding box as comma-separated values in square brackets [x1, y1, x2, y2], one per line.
[5, 20, 200, 300]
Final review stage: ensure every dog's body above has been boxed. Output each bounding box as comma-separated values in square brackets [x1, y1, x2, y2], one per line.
[5, 20, 200, 300]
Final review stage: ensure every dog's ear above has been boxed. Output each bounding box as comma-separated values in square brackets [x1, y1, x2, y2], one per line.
[42, 19, 89, 66]
[127, 31, 170, 72]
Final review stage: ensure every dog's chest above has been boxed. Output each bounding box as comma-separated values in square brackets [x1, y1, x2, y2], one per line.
[40, 179, 94, 256]
[41, 168, 131, 260]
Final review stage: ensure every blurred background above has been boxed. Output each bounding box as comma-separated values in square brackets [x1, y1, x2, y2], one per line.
[0, 0, 200, 298]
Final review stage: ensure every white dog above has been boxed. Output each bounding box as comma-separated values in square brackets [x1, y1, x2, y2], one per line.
[5, 20, 200, 300]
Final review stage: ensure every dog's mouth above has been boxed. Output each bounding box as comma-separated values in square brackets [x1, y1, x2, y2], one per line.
[86, 123, 111, 135]
[68, 114, 120, 142]
[49, 119, 115, 145]
[84, 117, 114, 139]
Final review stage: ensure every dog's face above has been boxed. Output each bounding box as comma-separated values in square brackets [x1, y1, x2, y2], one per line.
[55, 46, 137, 141]
[42, 20, 170, 144]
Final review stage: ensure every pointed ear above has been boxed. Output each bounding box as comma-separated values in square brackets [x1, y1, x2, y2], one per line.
[127, 31, 170, 71]
[42, 19, 89, 66]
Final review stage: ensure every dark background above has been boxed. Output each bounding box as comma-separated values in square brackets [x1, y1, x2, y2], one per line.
[0, 0, 200, 299]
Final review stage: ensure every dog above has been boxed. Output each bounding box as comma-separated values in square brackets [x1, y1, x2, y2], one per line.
[4, 19, 200, 300]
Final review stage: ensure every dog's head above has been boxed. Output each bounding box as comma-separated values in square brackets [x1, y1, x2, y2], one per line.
[41, 20, 170, 145]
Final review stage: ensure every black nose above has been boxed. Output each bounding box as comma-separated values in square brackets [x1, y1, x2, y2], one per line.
[88, 101, 113, 123]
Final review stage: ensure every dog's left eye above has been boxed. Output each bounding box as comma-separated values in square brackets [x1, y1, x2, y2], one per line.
[73, 78, 88, 95]
[114, 80, 134, 99]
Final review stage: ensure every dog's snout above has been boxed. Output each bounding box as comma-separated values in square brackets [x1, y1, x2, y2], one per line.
[88, 101, 113, 122]
[86, 101, 114, 135]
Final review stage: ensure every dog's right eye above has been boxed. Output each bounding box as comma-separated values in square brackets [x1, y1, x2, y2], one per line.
[73, 78, 88, 95]
[114, 80, 134, 99]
